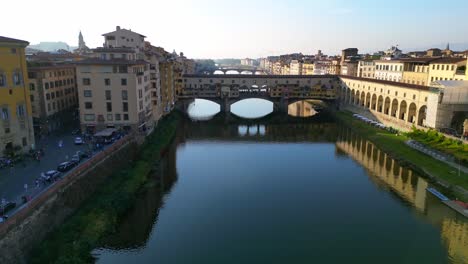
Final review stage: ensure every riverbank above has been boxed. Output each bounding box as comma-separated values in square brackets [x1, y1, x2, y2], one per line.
[334, 111, 468, 200]
[29, 112, 181, 263]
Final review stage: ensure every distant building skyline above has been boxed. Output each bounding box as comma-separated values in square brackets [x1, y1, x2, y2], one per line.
[3, 0, 468, 59]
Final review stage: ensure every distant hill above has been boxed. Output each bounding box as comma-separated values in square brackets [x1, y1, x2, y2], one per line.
[28, 42, 77, 52]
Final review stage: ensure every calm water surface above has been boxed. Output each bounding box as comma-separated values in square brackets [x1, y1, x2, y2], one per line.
[94, 101, 468, 264]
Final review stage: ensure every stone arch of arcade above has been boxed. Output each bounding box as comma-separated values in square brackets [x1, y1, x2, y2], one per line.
[339, 77, 431, 129]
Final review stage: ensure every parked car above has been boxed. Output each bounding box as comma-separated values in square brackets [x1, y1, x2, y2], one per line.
[71, 154, 81, 163]
[74, 137, 84, 145]
[0, 201, 16, 216]
[57, 161, 76, 172]
[76, 150, 91, 159]
[45, 170, 61, 181]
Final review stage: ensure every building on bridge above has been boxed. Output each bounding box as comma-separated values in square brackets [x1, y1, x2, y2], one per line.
[177, 75, 338, 113]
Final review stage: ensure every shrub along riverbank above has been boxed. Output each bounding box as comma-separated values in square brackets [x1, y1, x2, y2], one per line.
[334, 111, 468, 198]
[30, 112, 181, 264]
[406, 128, 468, 167]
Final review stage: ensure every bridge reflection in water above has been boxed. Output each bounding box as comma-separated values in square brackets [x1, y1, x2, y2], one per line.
[96, 119, 468, 263]
[336, 126, 468, 263]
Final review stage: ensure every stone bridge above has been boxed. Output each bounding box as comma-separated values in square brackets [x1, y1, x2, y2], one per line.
[214, 67, 268, 75]
[176, 74, 339, 113]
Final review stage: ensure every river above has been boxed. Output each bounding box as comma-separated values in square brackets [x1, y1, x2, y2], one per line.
[93, 99, 468, 264]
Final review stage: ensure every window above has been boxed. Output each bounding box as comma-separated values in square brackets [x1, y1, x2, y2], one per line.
[1, 107, 9, 120]
[11, 48, 16, 54]
[84, 114, 95, 121]
[13, 71, 22, 85]
[17, 104, 25, 117]
[107, 114, 113, 121]
[115, 113, 121, 120]
[105, 90, 111, 100]
[121, 78, 127, 85]
[30, 95, 34, 102]
[138, 90, 142, 99]
[84, 102, 93, 109]
[22, 137, 27, 147]
[105, 78, 111, 86]
[0, 74, 6, 86]
[123, 102, 128, 112]
[106, 102, 112, 112]
[51, 93, 55, 99]
[82, 78, 91, 85]
[83, 90, 92, 97]
[46, 93, 50, 100]
[122, 90, 128, 100]
[123, 114, 129, 120]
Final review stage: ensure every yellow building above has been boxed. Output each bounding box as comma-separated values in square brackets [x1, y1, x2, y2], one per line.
[401, 58, 437, 86]
[302, 62, 315, 75]
[428, 58, 467, 84]
[0, 36, 35, 154]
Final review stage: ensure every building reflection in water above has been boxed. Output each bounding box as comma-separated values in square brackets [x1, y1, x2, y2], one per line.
[335, 126, 468, 263]
[97, 119, 467, 263]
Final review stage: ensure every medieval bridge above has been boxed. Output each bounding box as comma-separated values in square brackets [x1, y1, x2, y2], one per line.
[176, 74, 339, 113]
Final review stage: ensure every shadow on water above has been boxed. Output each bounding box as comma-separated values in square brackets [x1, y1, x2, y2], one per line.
[99, 141, 179, 251]
[95, 113, 468, 264]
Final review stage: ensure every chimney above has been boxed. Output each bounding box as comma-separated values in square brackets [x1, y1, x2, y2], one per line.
[116, 26, 120, 30]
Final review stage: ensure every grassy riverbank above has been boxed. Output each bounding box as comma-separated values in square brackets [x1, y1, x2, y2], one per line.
[30, 112, 181, 264]
[335, 111, 468, 194]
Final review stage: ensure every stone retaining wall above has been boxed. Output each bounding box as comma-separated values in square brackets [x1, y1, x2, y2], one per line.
[0, 136, 139, 264]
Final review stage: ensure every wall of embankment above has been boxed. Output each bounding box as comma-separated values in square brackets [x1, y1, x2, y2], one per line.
[0, 136, 139, 264]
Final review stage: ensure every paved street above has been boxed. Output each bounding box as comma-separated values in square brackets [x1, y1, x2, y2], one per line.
[0, 130, 90, 203]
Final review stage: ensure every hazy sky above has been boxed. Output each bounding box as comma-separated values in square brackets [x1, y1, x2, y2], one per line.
[2, 0, 468, 59]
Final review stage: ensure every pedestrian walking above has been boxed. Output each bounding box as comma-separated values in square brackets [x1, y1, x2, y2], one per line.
[35, 179, 39, 189]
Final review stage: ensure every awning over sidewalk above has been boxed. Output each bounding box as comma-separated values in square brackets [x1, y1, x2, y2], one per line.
[94, 128, 118, 137]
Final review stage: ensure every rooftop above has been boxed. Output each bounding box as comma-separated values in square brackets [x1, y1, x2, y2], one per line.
[0, 36, 29, 46]
[75, 58, 148, 66]
[28, 64, 76, 71]
[431, 57, 466, 64]
[102, 27, 146, 38]
[93, 47, 136, 53]
[339, 75, 430, 91]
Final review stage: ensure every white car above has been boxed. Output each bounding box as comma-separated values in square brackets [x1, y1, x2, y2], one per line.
[74, 137, 84, 145]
